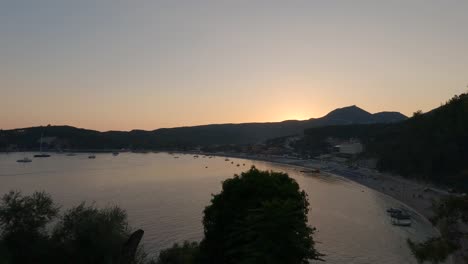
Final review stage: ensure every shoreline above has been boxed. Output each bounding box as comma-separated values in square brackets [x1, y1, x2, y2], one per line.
[181, 151, 451, 220]
[205, 152, 458, 263]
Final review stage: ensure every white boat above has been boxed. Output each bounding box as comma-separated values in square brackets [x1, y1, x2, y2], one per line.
[388, 209, 412, 226]
[17, 157, 32, 163]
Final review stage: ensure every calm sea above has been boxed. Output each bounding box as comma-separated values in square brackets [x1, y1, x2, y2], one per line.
[0, 152, 441, 263]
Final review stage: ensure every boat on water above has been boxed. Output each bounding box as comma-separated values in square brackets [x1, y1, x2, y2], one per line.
[34, 133, 51, 158]
[88, 155, 96, 159]
[34, 153, 51, 158]
[300, 168, 320, 173]
[17, 157, 32, 163]
[387, 208, 412, 226]
[386, 208, 401, 214]
[112, 152, 119, 156]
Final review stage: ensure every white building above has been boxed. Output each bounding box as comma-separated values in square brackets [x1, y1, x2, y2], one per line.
[335, 142, 363, 155]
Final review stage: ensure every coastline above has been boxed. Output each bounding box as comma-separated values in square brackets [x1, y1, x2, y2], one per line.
[205, 152, 459, 263]
[185, 152, 451, 219]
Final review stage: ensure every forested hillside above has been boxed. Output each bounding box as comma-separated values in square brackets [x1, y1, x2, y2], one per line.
[299, 93, 468, 189]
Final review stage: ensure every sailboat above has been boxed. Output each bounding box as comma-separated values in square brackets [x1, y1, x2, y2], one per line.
[34, 133, 51, 158]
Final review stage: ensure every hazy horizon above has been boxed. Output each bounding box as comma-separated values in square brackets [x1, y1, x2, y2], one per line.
[2, 1, 467, 131]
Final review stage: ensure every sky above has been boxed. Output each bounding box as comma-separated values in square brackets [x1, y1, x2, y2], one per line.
[1, 0, 467, 131]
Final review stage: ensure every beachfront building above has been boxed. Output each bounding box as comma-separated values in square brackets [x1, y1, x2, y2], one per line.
[334, 141, 364, 155]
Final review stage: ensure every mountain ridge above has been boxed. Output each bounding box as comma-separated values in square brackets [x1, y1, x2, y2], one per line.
[0, 105, 407, 149]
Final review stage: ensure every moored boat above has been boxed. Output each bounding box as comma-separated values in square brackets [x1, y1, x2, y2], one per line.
[34, 153, 51, 158]
[388, 208, 412, 226]
[35, 133, 51, 158]
[386, 208, 401, 215]
[17, 157, 32, 163]
[300, 168, 320, 173]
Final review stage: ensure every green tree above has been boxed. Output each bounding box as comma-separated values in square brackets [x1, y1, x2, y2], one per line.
[51, 202, 133, 264]
[0, 191, 59, 263]
[412, 110, 424, 118]
[156, 241, 199, 264]
[0, 191, 149, 264]
[198, 167, 322, 264]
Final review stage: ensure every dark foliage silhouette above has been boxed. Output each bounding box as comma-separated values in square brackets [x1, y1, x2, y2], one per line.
[198, 167, 322, 264]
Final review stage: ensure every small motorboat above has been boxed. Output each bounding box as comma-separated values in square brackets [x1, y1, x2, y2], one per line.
[387, 208, 412, 226]
[34, 153, 51, 158]
[391, 212, 412, 226]
[88, 155, 96, 159]
[17, 157, 32, 163]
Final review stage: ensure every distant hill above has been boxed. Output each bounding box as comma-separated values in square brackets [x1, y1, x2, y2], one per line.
[0, 106, 406, 149]
[146, 106, 405, 145]
[312, 105, 407, 126]
[299, 93, 468, 190]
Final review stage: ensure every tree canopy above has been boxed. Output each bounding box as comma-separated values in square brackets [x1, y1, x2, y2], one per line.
[198, 167, 322, 264]
[0, 191, 146, 264]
